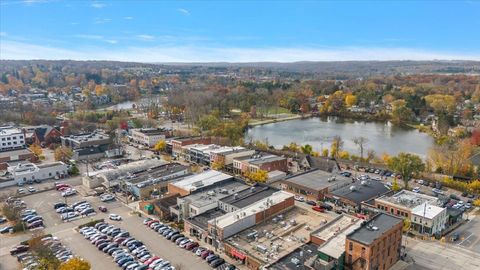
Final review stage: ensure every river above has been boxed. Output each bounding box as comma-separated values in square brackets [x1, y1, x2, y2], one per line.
[245, 117, 434, 158]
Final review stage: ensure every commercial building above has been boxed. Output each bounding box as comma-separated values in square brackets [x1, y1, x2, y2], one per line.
[0, 148, 35, 170]
[233, 153, 288, 174]
[210, 147, 255, 168]
[327, 180, 391, 213]
[374, 190, 439, 220]
[0, 128, 25, 152]
[171, 137, 212, 158]
[279, 169, 351, 201]
[8, 162, 68, 185]
[410, 203, 447, 236]
[131, 128, 172, 147]
[345, 213, 403, 270]
[224, 205, 333, 270]
[61, 131, 115, 160]
[208, 190, 294, 240]
[311, 215, 363, 270]
[167, 169, 233, 196]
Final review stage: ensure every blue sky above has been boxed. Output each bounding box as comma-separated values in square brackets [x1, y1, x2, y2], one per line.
[1, 0, 479, 62]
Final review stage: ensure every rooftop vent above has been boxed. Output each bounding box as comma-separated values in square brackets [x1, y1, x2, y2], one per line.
[349, 185, 357, 192]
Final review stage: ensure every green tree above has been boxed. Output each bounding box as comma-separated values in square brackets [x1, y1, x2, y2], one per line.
[301, 144, 313, 155]
[388, 152, 425, 189]
[54, 146, 73, 162]
[392, 178, 400, 192]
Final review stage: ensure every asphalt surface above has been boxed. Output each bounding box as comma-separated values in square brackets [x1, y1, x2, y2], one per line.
[448, 214, 480, 253]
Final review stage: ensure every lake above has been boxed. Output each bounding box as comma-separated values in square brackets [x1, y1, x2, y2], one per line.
[106, 96, 164, 110]
[245, 117, 434, 158]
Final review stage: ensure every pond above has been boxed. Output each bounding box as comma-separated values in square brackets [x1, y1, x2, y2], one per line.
[245, 117, 434, 158]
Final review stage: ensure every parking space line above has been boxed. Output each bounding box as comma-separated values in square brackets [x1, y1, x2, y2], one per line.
[458, 232, 473, 246]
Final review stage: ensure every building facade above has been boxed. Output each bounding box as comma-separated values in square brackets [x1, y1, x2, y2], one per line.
[0, 128, 25, 152]
[8, 162, 68, 184]
[131, 128, 171, 147]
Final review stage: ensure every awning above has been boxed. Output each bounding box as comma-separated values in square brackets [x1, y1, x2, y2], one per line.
[231, 249, 246, 260]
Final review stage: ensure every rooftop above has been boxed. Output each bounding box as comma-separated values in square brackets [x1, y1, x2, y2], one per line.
[347, 213, 403, 246]
[37, 162, 66, 169]
[185, 180, 250, 208]
[133, 128, 171, 136]
[125, 163, 189, 185]
[330, 180, 390, 205]
[212, 190, 293, 229]
[411, 203, 445, 219]
[170, 170, 232, 193]
[220, 185, 278, 208]
[0, 148, 31, 159]
[226, 206, 333, 268]
[315, 215, 363, 259]
[376, 190, 439, 209]
[0, 128, 22, 136]
[283, 169, 351, 191]
[63, 131, 109, 142]
[98, 159, 168, 181]
[188, 208, 225, 230]
[266, 243, 319, 270]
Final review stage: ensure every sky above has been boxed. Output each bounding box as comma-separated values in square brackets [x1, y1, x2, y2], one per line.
[1, 0, 479, 62]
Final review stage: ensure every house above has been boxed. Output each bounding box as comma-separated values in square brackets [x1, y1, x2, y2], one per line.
[8, 162, 68, 185]
[31, 126, 63, 147]
[345, 213, 403, 270]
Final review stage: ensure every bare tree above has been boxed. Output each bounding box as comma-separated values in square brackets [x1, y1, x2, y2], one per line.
[353, 136, 368, 160]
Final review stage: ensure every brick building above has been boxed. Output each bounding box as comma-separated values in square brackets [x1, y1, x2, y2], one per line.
[345, 213, 403, 270]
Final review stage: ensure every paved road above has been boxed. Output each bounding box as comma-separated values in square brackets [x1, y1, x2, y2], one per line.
[447, 214, 480, 253]
[406, 237, 480, 270]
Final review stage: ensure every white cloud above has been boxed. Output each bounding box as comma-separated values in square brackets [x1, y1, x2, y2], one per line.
[73, 34, 118, 44]
[1, 40, 478, 62]
[123, 16, 134, 20]
[178, 8, 190, 16]
[136, 35, 155, 41]
[94, 18, 112, 24]
[91, 2, 106, 9]
[105, 40, 118, 44]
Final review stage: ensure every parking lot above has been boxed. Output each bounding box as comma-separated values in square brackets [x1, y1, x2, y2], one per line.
[447, 212, 480, 253]
[1, 187, 214, 270]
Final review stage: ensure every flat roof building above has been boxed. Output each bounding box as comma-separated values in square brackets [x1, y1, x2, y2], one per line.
[279, 169, 351, 200]
[167, 169, 233, 196]
[0, 128, 25, 152]
[374, 190, 439, 220]
[131, 128, 172, 147]
[345, 213, 403, 270]
[328, 180, 391, 212]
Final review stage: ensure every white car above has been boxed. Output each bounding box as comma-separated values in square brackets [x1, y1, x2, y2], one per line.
[412, 187, 420, 193]
[109, 214, 122, 221]
[294, 195, 305, 202]
[28, 186, 37, 193]
[17, 188, 26, 194]
[101, 194, 115, 202]
[61, 189, 77, 197]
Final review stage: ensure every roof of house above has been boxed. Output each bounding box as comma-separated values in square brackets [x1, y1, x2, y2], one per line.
[330, 180, 390, 205]
[304, 155, 340, 172]
[347, 213, 402, 246]
[220, 185, 278, 208]
[33, 126, 59, 142]
[283, 169, 351, 191]
[411, 203, 445, 219]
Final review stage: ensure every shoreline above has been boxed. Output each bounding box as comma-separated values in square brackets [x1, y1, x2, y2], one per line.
[248, 114, 309, 127]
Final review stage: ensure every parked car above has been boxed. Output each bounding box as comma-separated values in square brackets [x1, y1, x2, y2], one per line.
[0, 226, 13, 234]
[109, 214, 122, 221]
[10, 245, 29, 255]
[27, 186, 37, 193]
[98, 206, 108, 212]
[101, 194, 115, 202]
[312, 206, 325, 212]
[61, 189, 77, 197]
[294, 195, 305, 202]
[412, 187, 420, 193]
[306, 200, 316, 206]
[53, 202, 67, 209]
[210, 258, 225, 268]
[17, 188, 26, 194]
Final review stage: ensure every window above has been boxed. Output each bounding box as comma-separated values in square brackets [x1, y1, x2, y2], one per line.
[348, 254, 353, 264]
[349, 242, 353, 251]
[20, 135, 23, 139]
[12, 136, 16, 139]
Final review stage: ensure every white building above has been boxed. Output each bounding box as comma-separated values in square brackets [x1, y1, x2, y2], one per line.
[411, 202, 447, 236]
[8, 162, 68, 184]
[131, 128, 170, 147]
[0, 128, 25, 152]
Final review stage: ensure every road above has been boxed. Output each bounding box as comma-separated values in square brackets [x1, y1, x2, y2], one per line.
[447, 212, 480, 253]
[406, 237, 480, 270]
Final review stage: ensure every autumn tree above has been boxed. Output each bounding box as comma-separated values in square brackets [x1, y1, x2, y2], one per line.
[246, 169, 268, 183]
[211, 160, 225, 170]
[301, 144, 313, 155]
[154, 140, 167, 152]
[330, 135, 343, 159]
[345, 94, 357, 107]
[388, 152, 425, 189]
[29, 144, 43, 157]
[391, 99, 414, 124]
[59, 257, 91, 270]
[54, 146, 73, 162]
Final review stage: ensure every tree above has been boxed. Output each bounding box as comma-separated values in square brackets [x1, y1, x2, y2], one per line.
[330, 135, 343, 158]
[353, 136, 368, 160]
[54, 146, 73, 162]
[154, 140, 167, 152]
[322, 149, 329, 157]
[391, 99, 414, 124]
[345, 94, 357, 107]
[392, 178, 400, 192]
[246, 169, 268, 183]
[388, 152, 425, 189]
[301, 144, 313, 155]
[59, 257, 91, 270]
[211, 161, 225, 170]
[29, 144, 43, 157]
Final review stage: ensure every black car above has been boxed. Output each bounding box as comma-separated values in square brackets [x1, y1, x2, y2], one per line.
[306, 200, 316, 206]
[10, 245, 29, 255]
[341, 171, 352, 177]
[53, 202, 67, 209]
[320, 203, 333, 211]
[210, 258, 225, 268]
[171, 234, 184, 242]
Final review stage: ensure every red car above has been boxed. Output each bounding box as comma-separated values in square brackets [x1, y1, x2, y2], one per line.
[185, 242, 199, 250]
[146, 220, 159, 226]
[55, 184, 70, 190]
[58, 186, 71, 192]
[144, 256, 160, 265]
[312, 206, 325, 212]
[201, 250, 213, 259]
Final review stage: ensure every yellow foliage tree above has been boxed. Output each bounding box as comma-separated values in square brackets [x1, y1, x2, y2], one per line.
[345, 94, 357, 107]
[153, 140, 167, 152]
[211, 161, 225, 170]
[403, 218, 411, 233]
[59, 257, 91, 270]
[392, 178, 400, 192]
[29, 144, 43, 157]
[54, 146, 73, 162]
[322, 149, 329, 157]
[339, 151, 350, 160]
[246, 170, 268, 183]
